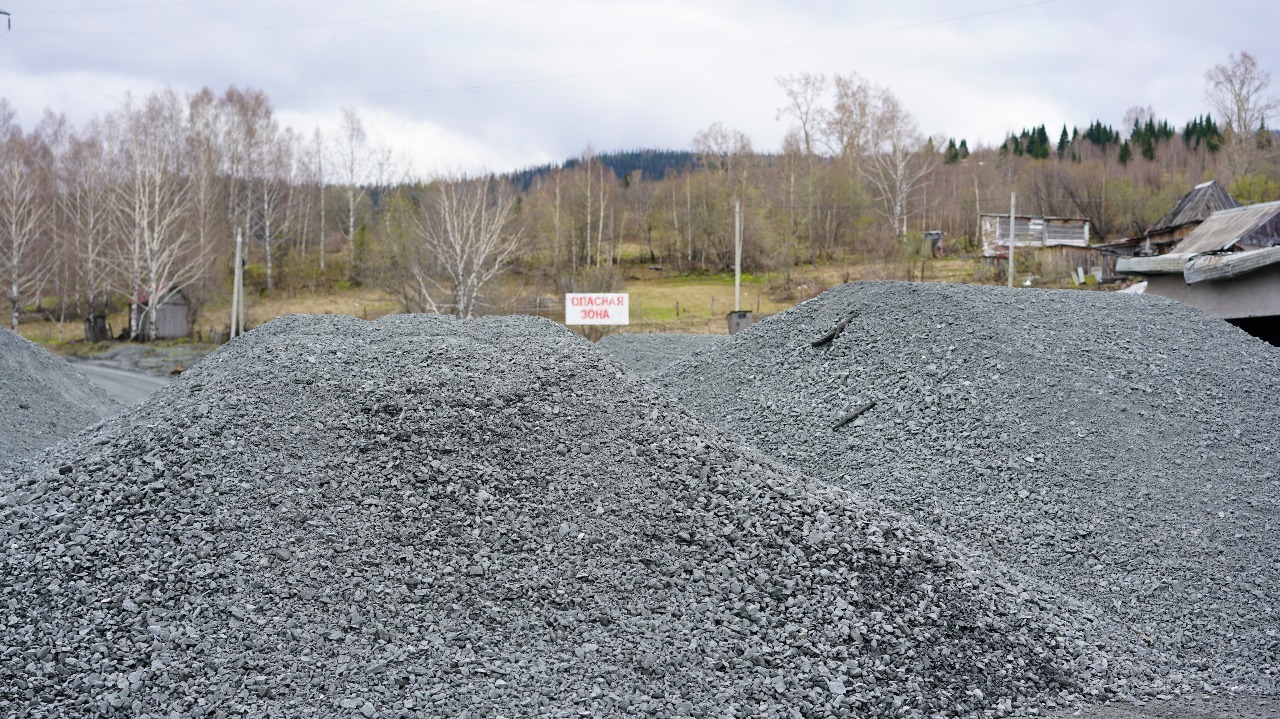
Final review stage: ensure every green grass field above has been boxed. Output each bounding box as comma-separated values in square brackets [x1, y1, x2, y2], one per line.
[13, 254, 995, 350]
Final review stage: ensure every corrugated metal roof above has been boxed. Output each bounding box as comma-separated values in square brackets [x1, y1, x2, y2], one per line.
[1184, 246, 1280, 284]
[1147, 180, 1241, 234]
[1116, 253, 1190, 274]
[1172, 201, 1280, 254]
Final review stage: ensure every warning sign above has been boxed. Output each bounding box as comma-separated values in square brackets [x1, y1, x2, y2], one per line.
[565, 293, 629, 325]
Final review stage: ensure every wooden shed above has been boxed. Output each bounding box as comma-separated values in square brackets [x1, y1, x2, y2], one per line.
[1146, 180, 1241, 250]
[131, 287, 192, 341]
[980, 213, 1097, 283]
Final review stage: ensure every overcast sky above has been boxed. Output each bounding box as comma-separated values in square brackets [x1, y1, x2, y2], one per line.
[1, 0, 1277, 179]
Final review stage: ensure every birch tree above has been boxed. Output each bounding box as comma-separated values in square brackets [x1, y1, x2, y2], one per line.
[60, 119, 118, 319]
[861, 87, 936, 239]
[117, 90, 211, 339]
[404, 175, 521, 318]
[0, 101, 54, 331]
[338, 106, 367, 281]
[1204, 51, 1279, 179]
[186, 88, 225, 291]
[776, 73, 827, 251]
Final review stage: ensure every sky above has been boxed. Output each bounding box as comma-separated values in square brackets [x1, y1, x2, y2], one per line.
[1, 0, 1277, 180]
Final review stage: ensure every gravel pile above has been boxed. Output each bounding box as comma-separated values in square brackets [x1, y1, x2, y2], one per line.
[596, 332, 722, 377]
[3, 313, 1166, 718]
[1, 329, 123, 467]
[653, 281, 1280, 692]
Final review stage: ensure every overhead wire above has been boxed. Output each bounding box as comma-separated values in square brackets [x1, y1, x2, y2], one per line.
[16, 0, 536, 35]
[19, 0, 218, 15]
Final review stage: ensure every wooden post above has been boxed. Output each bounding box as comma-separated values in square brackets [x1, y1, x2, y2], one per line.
[734, 199, 742, 312]
[230, 229, 243, 339]
[1008, 193, 1016, 288]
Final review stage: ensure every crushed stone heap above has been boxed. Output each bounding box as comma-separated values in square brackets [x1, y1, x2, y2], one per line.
[0, 329, 123, 467]
[596, 332, 722, 377]
[654, 281, 1280, 691]
[2, 313, 1164, 718]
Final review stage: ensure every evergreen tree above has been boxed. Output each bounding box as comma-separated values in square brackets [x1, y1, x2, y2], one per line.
[1118, 140, 1133, 165]
[1031, 125, 1051, 159]
[1057, 125, 1070, 159]
[944, 138, 960, 164]
[1182, 114, 1223, 153]
[1083, 120, 1120, 149]
[958, 139, 969, 159]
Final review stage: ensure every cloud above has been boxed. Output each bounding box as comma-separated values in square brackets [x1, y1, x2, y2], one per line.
[1, 0, 1277, 174]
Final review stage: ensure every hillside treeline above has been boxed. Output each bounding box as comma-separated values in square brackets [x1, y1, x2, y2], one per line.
[2, 53, 1276, 332]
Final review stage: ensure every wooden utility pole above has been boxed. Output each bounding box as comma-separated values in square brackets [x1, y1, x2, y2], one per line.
[734, 200, 742, 312]
[230, 229, 243, 339]
[1008, 192, 1016, 288]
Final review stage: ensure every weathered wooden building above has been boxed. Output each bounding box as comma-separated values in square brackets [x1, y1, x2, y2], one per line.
[1098, 180, 1241, 261]
[1116, 200, 1280, 325]
[130, 287, 192, 341]
[980, 214, 1096, 282]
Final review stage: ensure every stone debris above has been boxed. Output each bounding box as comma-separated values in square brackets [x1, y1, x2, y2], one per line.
[1, 313, 1166, 717]
[595, 332, 721, 377]
[0, 329, 123, 467]
[654, 280, 1280, 691]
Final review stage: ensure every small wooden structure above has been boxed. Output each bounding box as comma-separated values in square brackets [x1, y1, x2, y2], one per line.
[1146, 180, 1242, 251]
[1099, 181, 1242, 261]
[980, 214, 1097, 282]
[131, 287, 192, 340]
[83, 315, 111, 343]
[1117, 200, 1280, 321]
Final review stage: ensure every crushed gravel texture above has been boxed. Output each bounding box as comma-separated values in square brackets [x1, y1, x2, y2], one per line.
[596, 332, 722, 377]
[1, 329, 123, 467]
[653, 281, 1280, 693]
[3, 313, 1168, 718]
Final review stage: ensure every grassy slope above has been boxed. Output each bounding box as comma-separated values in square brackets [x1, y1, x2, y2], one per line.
[16, 254, 1002, 352]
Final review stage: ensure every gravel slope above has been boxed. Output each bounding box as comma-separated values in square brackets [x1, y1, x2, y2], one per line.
[653, 281, 1280, 693]
[596, 332, 723, 377]
[2, 313, 1169, 718]
[0, 329, 123, 467]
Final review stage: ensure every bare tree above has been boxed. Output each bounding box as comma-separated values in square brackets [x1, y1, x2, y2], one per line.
[1205, 51, 1279, 178]
[776, 73, 827, 158]
[338, 106, 367, 281]
[693, 122, 754, 191]
[186, 88, 225, 305]
[60, 119, 119, 320]
[860, 87, 936, 239]
[257, 125, 291, 290]
[823, 73, 874, 161]
[402, 175, 522, 318]
[0, 101, 54, 331]
[1122, 105, 1156, 137]
[776, 73, 827, 252]
[116, 90, 211, 339]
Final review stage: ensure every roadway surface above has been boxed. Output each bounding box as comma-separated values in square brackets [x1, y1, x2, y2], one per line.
[77, 361, 171, 405]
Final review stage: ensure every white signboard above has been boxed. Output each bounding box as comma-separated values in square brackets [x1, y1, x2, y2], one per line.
[565, 293, 629, 325]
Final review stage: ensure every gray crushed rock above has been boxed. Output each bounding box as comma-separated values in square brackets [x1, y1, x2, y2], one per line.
[653, 281, 1280, 693]
[3, 313, 1171, 717]
[596, 332, 722, 377]
[0, 329, 124, 467]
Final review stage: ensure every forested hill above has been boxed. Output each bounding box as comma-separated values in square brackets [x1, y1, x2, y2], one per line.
[507, 149, 697, 189]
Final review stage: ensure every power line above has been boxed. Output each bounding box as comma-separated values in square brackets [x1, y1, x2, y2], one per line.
[18, 0, 534, 35]
[20, 0, 216, 15]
